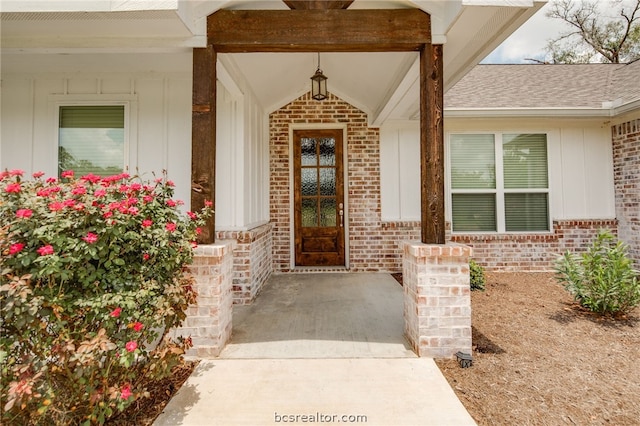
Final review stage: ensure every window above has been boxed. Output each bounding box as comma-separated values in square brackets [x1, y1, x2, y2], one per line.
[58, 105, 126, 177]
[449, 133, 549, 233]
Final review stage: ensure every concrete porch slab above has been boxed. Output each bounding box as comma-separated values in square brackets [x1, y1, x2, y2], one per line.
[154, 358, 476, 426]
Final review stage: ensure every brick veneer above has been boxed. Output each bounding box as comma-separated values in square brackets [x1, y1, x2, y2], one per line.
[613, 118, 640, 266]
[270, 92, 412, 272]
[216, 223, 273, 305]
[403, 242, 472, 358]
[379, 219, 618, 272]
[171, 242, 235, 358]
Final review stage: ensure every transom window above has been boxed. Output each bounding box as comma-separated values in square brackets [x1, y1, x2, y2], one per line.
[449, 133, 550, 233]
[58, 105, 126, 177]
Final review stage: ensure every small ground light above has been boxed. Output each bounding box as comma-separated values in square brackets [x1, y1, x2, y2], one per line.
[456, 351, 473, 368]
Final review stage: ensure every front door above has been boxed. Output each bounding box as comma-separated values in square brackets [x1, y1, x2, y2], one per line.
[293, 129, 345, 266]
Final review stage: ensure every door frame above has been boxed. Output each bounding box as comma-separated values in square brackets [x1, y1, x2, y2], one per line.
[289, 123, 349, 270]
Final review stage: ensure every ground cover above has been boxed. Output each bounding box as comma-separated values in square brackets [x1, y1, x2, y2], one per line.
[436, 272, 640, 425]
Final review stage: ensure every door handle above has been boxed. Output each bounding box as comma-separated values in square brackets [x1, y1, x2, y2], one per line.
[339, 203, 344, 227]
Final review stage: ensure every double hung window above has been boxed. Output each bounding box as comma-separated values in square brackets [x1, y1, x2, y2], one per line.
[58, 105, 126, 177]
[449, 133, 549, 233]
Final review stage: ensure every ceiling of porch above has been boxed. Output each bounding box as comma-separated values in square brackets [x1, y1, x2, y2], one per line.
[0, 0, 546, 125]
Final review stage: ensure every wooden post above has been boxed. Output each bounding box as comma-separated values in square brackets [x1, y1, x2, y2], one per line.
[420, 43, 445, 244]
[192, 45, 216, 244]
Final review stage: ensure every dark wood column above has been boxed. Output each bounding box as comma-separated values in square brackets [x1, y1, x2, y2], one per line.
[192, 45, 217, 243]
[420, 43, 445, 244]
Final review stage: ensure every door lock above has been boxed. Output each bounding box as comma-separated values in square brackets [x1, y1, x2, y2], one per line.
[339, 203, 344, 227]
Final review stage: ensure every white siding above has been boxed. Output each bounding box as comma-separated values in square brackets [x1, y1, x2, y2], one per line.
[1, 51, 270, 229]
[380, 118, 616, 222]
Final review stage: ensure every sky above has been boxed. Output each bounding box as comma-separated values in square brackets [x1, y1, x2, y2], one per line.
[482, 2, 566, 64]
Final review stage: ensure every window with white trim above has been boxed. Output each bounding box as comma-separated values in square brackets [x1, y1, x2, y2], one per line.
[449, 133, 550, 233]
[58, 105, 126, 177]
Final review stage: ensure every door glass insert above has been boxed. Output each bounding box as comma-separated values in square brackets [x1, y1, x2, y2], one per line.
[300, 136, 337, 228]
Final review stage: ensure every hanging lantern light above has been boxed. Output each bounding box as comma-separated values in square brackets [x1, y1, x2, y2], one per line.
[311, 52, 328, 101]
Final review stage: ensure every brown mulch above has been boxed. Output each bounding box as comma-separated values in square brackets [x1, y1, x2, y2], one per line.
[106, 361, 197, 425]
[436, 272, 640, 426]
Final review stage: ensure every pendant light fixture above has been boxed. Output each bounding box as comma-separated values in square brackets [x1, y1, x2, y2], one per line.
[310, 52, 328, 101]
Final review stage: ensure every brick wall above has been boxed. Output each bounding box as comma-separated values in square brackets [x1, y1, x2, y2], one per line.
[270, 92, 621, 273]
[216, 223, 273, 305]
[270, 92, 392, 272]
[378, 219, 617, 272]
[612, 118, 640, 266]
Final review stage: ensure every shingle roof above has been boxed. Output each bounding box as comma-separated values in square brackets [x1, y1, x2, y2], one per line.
[444, 62, 639, 110]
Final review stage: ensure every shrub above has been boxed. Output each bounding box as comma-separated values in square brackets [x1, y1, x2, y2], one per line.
[470, 259, 486, 291]
[555, 230, 640, 316]
[0, 169, 212, 425]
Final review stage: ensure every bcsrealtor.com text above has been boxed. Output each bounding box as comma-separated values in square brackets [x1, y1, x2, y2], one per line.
[274, 412, 368, 423]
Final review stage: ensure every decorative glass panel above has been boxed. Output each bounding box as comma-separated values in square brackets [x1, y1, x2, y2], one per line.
[301, 169, 317, 196]
[452, 194, 496, 232]
[320, 198, 337, 227]
[319, 138, 335, 166]
[58, 105, 125, 177]
[450, 134, 496, 189]
[301, 198, 317, 227]
[503, 134, 548, 189]
[319, 168, 336, 196]
[505, 193, 549, 231]
[301, 138, 317, 166]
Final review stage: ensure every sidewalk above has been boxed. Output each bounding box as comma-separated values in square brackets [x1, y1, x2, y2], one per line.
[153, 273, 476, 425]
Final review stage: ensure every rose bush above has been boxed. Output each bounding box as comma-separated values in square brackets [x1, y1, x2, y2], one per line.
[0, 169, 212, 425]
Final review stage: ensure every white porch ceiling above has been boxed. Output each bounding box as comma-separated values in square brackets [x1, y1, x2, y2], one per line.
[0, 0, 546, 125]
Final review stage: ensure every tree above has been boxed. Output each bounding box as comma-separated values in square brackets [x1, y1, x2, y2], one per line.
[545, 0, 640, 63]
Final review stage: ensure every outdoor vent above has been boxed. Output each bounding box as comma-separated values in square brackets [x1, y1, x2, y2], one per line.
[456, 351, 473, 368]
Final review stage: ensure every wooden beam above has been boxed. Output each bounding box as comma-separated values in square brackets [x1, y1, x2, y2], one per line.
[420, 44, 445, 244]
[208, 9, 430, 52]
[283, 0, 354, 9]
[192, 45, 217, 244]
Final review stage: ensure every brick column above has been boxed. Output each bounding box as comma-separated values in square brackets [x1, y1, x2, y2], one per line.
[172, 241, 235, 358]
[403, 242, 472, 358]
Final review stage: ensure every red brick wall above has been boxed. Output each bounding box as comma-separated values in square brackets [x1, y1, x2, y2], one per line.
[613, 118, 640, 266]
[269, 92, 622, 273]
[270, 92, 393, 272]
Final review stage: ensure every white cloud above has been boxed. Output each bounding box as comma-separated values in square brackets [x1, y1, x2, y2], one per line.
[482, 2, 566, 64]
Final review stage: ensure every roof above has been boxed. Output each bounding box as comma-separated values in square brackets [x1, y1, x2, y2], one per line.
[445, 61, 640, 115]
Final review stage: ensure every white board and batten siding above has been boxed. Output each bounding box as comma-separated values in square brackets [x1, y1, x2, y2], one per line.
[0, 52, 270, 230]
[380, 118, 616, 224]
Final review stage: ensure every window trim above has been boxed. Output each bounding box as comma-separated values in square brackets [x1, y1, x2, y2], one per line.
[50, 94, 137, 177]
[446, 131, 552, 235]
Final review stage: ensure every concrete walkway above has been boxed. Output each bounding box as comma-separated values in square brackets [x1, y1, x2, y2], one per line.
[154, 273, 476, 426]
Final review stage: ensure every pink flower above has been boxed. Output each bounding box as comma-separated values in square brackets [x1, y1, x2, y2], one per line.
[191, 241, 198, 249]
[195, 227, 202, 235]
[125, 341, 137, 352]
[143, 195, 154, 203]
[71, 186, 86, 195]
[132, 322, 144, 332]
[94, 189, 107, 197]
[141, 219, 153, 228]
[120, 384, 132, 400]
[166, 199, 177, 207]
[80, 173, 101, 184]
[103, 211, 113, 219]
[130, 183, 142, 191]
[62, 199, 76, 208]
[187, 211, 197, 220]
[166, 180, 175, 187]
[9, 243, 25, 255]
[60, 170, 74, 178]
[165, 223, 177, 232]
[37, 245, 54, 256]
[9, 169, 24, 176]
[16, 209, 33, 219]
[82, 232, 98, 244]
[4, 183, 21, 193]
[32, 171, 45, 178]
[49, 202, 64, 212]
[204, 200, 213, 207]
[73, 203, 85, 211]
[46, 177, 58, 184]
[127, 207, 139, 215]
[142, 253, 150, 261]
[110, 307, 122, 318]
